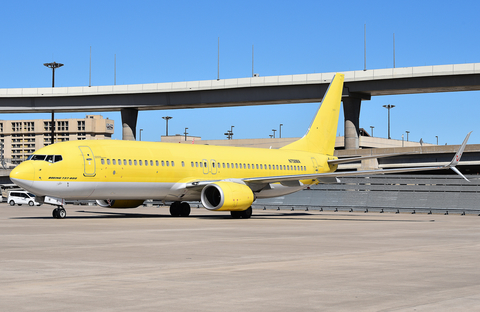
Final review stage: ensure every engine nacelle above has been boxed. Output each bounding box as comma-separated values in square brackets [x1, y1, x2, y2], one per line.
[96, 199, 145, 209]
[201, 181, 254, 211]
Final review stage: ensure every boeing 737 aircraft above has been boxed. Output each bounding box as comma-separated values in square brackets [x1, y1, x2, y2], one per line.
[9, 74, 471, 219]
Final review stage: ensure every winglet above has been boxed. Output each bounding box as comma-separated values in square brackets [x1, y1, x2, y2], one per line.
[446, 131, 472, 181]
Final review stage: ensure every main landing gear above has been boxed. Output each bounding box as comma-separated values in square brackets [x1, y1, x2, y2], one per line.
[52, 206, 66, 219]
[230, 207, 252, 219]
[169, 201, 191, 217]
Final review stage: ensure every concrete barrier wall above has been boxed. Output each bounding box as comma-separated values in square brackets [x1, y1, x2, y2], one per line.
[253, 174, 480, 214]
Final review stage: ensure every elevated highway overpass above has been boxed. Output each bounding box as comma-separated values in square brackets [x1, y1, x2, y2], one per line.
[1, 63, 480, 148]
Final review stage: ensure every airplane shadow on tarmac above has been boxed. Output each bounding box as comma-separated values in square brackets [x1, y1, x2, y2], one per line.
[11, 210, 434, 222]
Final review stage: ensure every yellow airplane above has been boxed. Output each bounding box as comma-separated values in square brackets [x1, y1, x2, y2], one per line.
[9, 74, 471, 219]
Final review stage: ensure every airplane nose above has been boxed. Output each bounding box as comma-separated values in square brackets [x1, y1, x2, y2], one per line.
[10, 161, 35, 189]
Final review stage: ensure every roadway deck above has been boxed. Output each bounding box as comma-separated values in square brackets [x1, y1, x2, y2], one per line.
[1, 204, 480, 311]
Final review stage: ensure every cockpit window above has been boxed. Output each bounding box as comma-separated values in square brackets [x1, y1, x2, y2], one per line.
[29, 154, 63, 163]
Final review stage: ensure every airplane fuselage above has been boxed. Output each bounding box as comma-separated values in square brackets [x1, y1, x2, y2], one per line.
[12, 140, 337, 202]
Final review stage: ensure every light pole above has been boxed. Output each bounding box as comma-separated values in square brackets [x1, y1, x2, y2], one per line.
[406, 131, 410, 142]
[436, 136, 438, 145]
[383, 104, 395, 139]
[162, 116, 172, 137]
[44, 62, 64, 145]
[279, 124, 283, 138]
[139, 129, 143, 141]
[184, 128, 188, 141]
[370, 126, 374, 137]
[272, 129, 276, 138]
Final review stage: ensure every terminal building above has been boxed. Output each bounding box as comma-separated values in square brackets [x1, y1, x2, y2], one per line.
[1, 115, 114, 165]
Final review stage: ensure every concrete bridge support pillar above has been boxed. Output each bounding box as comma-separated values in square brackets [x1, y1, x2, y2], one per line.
[343, 97, 362, 150]
[121, 108, 138, 140]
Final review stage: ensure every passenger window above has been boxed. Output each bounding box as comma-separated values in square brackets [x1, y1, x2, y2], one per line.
[269, 165, 271, 170]
[166, 161, 169, 166]
[196, 162, 199, 167]
[156, 160, 159, 166]
[139, 160, 142, 166]
[107, 159, 111, 165]
[260, 164, 263, 169]
[235, 163, 238, 169]
[129, 160, 132, 165]
[112, 159, 116, 165]
[200, 162, 202, 168]
[101, 159, 105, 165]
[150, 160, 154, 166]
[119, 159, 122, 165]
[172, 161, 175, 167]
[247, 164, 250, 169]
[182, 161, 185, 167]
[276, 165, 279, 170]
[227, 163, 230, 168]
[162, 161, 165, 166]
[123, 159, 127, 165]
[212, 163, 215, 168]
[134, 160, 137, 166]
[145, 160, 148, 166]
[191, 162, 194, 167]
[223, 163, 225, 168]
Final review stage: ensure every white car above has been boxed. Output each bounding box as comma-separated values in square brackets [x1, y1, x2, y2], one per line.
[7, 191, 41, 206]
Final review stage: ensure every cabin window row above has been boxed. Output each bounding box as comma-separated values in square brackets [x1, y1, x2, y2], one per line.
[101, 158, 177, 167]
[190, 161, 306, 171]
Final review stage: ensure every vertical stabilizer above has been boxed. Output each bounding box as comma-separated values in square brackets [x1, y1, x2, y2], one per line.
[281, 73, 344, 155]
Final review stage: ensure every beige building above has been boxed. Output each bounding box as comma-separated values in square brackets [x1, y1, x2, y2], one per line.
[1, 115, 114, 165]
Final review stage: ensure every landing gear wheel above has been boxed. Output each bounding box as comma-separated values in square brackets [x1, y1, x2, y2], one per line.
[169, 202, 181, 217]
[179, 202, 191, 217]
[230, 211, 241, 219]
[241, 207, 252, 219]
[52, 207, 67, 219]
[58, 208, 66, 219]
[230, 207, 252, 219]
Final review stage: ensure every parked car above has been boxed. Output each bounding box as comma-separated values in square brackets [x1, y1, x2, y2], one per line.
[7, 191, 41, 206]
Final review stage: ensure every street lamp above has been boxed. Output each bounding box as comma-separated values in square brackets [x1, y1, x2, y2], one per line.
[44, 62, 64, 145]
[272, 129, 276, 138]
[279, 124, 283, 138]
[184, 128, 188, 141]
[162, 116, 172, 137]
[370, 126, 374, 137]
[436, 136, 438, 145]
[406, 131, 410, 142]
[383, 104, 395, 139]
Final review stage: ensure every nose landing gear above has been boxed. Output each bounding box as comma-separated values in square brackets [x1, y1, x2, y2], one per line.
[52, 206, 67, 219]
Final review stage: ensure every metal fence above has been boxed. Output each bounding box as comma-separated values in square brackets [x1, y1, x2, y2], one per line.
[253, 174, 480, 215]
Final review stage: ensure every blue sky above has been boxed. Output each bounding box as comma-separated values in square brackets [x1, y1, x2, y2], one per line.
[1, 0, 479, 145]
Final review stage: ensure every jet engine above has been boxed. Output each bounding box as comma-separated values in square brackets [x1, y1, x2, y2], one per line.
[201, 181, 254, 211]
[96, 199, 145, 209]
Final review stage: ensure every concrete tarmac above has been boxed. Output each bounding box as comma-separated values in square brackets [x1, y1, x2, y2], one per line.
[1, 204, 480, 311]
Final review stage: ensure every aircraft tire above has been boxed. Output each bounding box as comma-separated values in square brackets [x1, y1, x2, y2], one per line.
[230, 211, 241, 219]
[179, 202, 191, 217]
[9, 200, 15, 206]
[241, 207, 252, 219]
[170, 202, 181, 217]
[52, 208, 59, 219]
[58, 208, 67, 219]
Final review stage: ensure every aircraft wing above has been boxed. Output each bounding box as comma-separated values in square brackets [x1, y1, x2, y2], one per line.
[245, 132, 472, 184]
[185, 132, 471, 189]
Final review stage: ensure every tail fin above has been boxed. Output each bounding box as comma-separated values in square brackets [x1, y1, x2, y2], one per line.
[281, 73, 344, 155]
